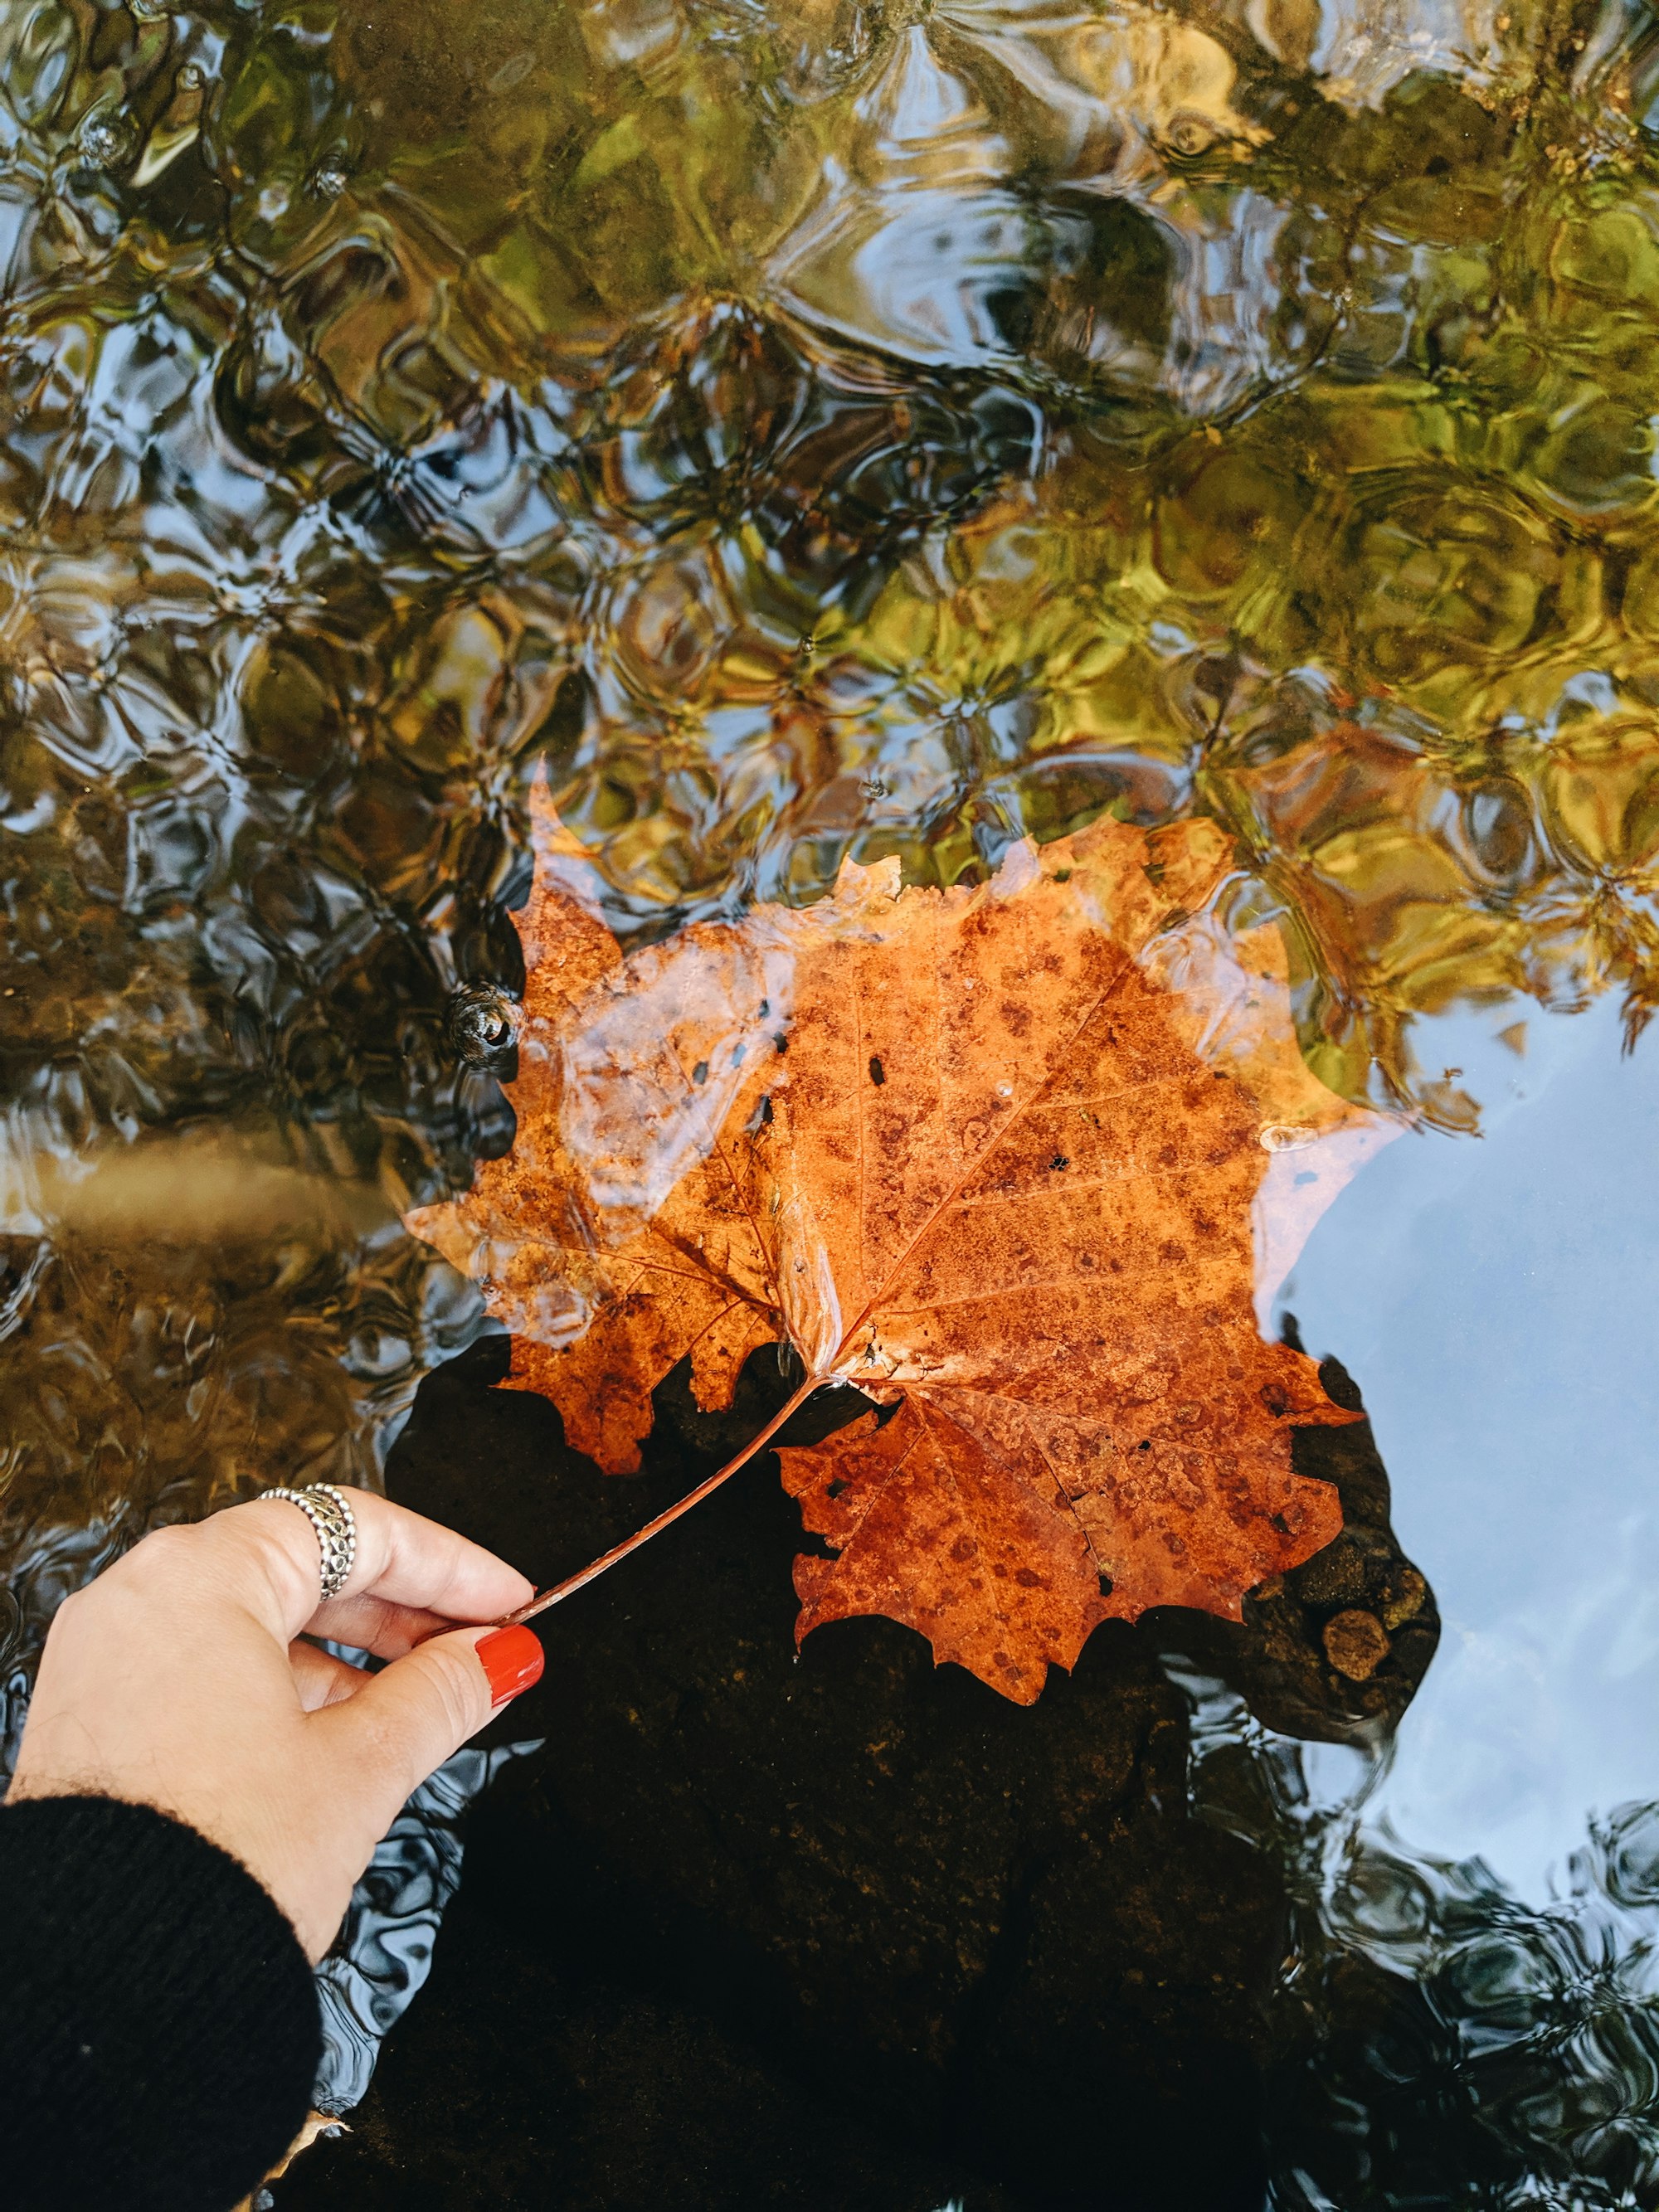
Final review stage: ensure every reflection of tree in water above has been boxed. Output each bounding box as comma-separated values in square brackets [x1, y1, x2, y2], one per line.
[0, 0, 1657, 2198]
[7, 0, 1659, 1563]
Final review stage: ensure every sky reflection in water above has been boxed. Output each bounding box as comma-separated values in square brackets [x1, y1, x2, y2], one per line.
[1287, 999, 1659, 1894]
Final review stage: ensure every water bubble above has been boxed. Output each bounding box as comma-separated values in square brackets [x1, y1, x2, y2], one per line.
[446, 984, 518, 1066]
[80, 111, 129, 167]
[1165, 114, 1216, 159]
[1259, 1123, 1318, 1152]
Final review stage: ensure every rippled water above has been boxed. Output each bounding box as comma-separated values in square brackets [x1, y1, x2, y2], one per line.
[6, 0, 1659, 2201]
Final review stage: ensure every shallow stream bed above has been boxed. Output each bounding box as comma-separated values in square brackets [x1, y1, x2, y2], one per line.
[6, 0, 1659, 2204]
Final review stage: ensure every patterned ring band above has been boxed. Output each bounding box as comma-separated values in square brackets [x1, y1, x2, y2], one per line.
[256, 1482, 359, 1603]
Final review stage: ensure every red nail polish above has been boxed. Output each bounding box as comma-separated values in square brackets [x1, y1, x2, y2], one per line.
[475, 1623, 544, 1706]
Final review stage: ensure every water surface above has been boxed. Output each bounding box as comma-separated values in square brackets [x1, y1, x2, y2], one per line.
[5, 0, 1659, 2203]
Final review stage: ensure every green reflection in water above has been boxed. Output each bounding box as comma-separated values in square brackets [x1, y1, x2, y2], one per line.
[4, 0, 1659, 2200]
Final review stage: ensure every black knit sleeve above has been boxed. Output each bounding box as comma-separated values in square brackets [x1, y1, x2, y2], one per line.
[0, 1794, 322, 2212]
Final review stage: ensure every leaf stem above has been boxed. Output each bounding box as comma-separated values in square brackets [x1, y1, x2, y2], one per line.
[498, 1372, 826, 1626]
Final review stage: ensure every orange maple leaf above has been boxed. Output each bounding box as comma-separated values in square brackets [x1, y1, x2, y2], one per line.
[407, 782, 1395, 1703]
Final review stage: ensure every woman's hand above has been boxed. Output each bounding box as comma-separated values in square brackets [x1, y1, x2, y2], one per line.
[7, 1489, 542, 1961]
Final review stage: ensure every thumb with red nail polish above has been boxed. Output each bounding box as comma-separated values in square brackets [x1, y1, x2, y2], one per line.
[308, 1619, 546, 1828]
[474, 1622, 544, 1707]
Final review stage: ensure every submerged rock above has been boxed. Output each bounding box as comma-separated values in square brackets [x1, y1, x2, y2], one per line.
[1173, 1334, 1442, 1745]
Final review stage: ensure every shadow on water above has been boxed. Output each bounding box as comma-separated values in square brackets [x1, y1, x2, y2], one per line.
[275, 1334, 1436, 2212]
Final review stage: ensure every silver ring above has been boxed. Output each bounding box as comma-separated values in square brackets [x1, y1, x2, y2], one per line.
[257, 1482, 358, 1602]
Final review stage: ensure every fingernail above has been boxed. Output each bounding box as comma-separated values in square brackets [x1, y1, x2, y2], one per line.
[474, 1623, 544, 1707]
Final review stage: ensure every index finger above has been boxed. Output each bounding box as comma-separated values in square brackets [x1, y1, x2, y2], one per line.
[205, 1488, 534, 1644]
